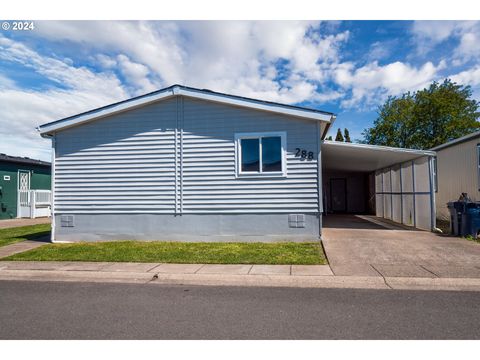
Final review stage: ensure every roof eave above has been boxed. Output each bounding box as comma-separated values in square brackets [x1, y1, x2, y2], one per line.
[322, 140, 436, 157]
[430, 130, 480, 151]
[38, 88, 177, 135]
[38, 85, 334, 135]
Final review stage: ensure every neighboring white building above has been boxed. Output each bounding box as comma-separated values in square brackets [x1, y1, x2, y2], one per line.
[38, 85, 436, 242]
[431, 131, 480, 220]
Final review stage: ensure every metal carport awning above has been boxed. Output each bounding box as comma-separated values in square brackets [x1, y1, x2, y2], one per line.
[321, 140, 435, 172]
[320, 140, 437, 231]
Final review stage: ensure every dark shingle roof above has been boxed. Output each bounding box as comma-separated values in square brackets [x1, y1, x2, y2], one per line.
[0, 153, 50, 167]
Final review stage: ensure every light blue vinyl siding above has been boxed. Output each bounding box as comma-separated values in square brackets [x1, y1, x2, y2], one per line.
[53, 96, 320, 214]
[182, 98, 319, 213]
[54, 98, 177, 213]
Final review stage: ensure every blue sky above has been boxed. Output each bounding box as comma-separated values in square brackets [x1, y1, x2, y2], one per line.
[1, 20, 480, 161]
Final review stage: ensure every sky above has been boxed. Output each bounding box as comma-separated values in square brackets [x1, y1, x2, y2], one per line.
[1, 20, 480, 162]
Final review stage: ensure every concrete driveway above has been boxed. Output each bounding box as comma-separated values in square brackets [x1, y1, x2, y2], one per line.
[322, 215, 480, 278]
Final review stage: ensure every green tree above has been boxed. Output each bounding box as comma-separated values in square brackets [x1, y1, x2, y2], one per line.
[344, 128, 351, 142]
[362, 79, 480, 149]
[325, 135, 333, 141]
[335, 128, 344, 142]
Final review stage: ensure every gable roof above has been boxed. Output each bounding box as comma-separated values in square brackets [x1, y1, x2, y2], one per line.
[0, 153, 50, 167]
[430, 130, 480, 151]
[38, 84, 335, 137]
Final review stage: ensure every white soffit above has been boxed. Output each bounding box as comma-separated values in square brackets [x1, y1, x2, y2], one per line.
[322, 140, 435, 172]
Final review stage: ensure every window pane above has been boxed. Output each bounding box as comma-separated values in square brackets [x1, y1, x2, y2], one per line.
[241, 138, 260, 172]
[262, 136, 282, 172]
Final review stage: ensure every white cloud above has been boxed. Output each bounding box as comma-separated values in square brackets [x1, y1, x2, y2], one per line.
[457, 32, 480, 61]
[95, 54, 117, 69]
[412, 20, 480, 62]
[0, 73, 16, 89]
[31, 21, 349, 104]
[0, 34, 129, 161]
[451, 66, 480, 87]
[335, 60, 446, 108]
[116, 54, 159, 94]
[412, 21, 463, 44]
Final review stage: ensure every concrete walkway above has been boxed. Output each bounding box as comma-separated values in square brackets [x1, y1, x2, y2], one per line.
[0, 241, 47, 259]
[322, 214, 480, 278]
[1, 261, 480, 291]
[0, 218, 50, 229]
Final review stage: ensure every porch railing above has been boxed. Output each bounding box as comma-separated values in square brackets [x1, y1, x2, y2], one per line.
[17, 190, 52, 218]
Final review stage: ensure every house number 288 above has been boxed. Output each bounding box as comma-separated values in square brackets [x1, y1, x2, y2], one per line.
[295, 148, 314, 160]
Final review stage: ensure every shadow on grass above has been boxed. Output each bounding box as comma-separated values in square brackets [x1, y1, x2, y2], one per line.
[24, 231, 51, 242]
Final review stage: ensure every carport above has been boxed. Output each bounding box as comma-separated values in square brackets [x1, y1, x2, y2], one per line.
[321, 140, 436, 231]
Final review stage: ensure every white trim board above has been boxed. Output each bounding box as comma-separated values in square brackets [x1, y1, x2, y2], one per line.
[234, 131, 287, 178]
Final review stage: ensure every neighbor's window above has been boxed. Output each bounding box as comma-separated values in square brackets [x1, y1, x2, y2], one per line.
[236, 132, 286, 177]
[432, 156, 438, 193]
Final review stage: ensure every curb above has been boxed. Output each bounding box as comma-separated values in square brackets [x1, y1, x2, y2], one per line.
[1, 269, 480, 291]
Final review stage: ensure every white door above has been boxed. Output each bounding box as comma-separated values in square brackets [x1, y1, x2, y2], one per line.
[17, 170, 31, 218]
[18, 170, 30, 191]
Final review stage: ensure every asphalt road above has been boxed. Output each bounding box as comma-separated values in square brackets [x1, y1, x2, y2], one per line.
[1, 280, 480, 339]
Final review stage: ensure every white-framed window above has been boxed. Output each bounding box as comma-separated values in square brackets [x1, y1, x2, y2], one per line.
[234, 131, 287, 178]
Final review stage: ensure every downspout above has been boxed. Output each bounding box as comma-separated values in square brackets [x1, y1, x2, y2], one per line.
[317, 122, 323, 239]
[50, 136, 56, 242]
[180, 96, 184, 214]
[174, 99, 178, 215]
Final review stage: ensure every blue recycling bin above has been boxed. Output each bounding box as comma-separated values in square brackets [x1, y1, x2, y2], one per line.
[461, 203, 480, 237]
[448, 201, 480, 237]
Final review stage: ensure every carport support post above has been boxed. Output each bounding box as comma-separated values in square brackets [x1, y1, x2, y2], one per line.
[389, 168, 393, 220]
[428, 156, 436, 231]
[381, 171, 384, 218]
[412, 160, 417, 228]
[399, 164, 403, 224]
[317, 122, 323, 239]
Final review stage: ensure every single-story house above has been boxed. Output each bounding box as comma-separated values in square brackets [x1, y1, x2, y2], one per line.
[431, 130, 480, 220]
[0, 154, 51, 220]
[38, 85, 436, 242]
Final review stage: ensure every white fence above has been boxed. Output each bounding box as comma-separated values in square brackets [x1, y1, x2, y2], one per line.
[18, 190, 52, 218]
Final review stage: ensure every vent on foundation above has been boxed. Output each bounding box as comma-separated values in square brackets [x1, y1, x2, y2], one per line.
[60, 215, 74, 227]
[288, 214, 305, 228]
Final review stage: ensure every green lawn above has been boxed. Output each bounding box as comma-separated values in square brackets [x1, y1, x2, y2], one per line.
[3, 240, 327, 265]
[0, 224, 50, 247]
